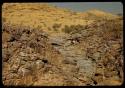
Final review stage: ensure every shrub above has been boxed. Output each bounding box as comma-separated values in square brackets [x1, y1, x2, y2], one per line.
[52, 23, 61, 32]
[62, 24, 85, 34]
[48, 27, 52, 31]
[102, 19, 122, 40]
[2, 17, 6, 23]
[62, 25, 72, 33]
[36, 25, 42, 30]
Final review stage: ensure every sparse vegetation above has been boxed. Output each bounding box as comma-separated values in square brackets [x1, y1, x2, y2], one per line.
[53, 23, 61, 29]
[2, 3, 123, 86]
[36, 25, 42, 30]
[48, 27, 52, 31]
[2, 17, 6, 23]
[62, 24, 86, 34]
[102, 19, 122, 40]
[52, 23, 61, 32]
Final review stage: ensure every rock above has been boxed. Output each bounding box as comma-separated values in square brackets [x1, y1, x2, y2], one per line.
[20, 60, 26, 65]
[20, 33, 29, 41]
[9, 57, 20, 72]
[2, 77, 7, 83]
[103, 78, 121, 85]
[111, 43, 121, 50]
[63, 57, 77, 65]
[10, 41, 21, 48]
[95, 68, 104, 76]
[93, 52, 101, 61]
[7, 35, 16, 42]
[36, 60, 44, 69]
[8, 33, 21, 42]
[49, 37, 64, 46]
[24, 47, 34, 54]
[77, 59, 96, 77]
[22, 62, 32, 70]
[81, 30, 90, 37]
[2, 52, 11, 62]
[10, 65, 19, 73]
[19, 52, 28, 57]
[5, 73, 19, 80]
[92, 75, 103, 85]
[104, 70, 117, 78]
[18, 67, 31, 77]
[78, 76, 89, 83]
[64, 40, 72, 46]
[21, 56, 31, 61]
[2, 43, 8, 48]
[71, 33, 82, 39]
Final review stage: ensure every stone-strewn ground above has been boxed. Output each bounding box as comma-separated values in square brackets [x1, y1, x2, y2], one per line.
[2, 3, 123, 86]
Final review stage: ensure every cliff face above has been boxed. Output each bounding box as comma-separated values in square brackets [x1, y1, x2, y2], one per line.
[2, 3, 123, 86]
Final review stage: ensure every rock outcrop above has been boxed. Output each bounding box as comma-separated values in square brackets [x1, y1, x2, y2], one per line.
[2, 3, 123, 86]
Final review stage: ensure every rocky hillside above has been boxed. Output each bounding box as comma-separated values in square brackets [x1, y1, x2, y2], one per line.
[2, 3, 123, 86]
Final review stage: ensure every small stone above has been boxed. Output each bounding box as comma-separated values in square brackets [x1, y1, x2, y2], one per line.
[78, 77, 87, 83]
[36, 60, 44, 69]
[2, 76, 6, 81]
[25, 47, 34, 54]
[21, 56, 30, 61]
[63, 57, 77, 65]
[18, 67, 31, 77]
[93, 52, 101, 60]
[10, 65, 19, 73]
[92, 75, 103, 84]
[23, 63, 32, 70]
[20, 52, 27, 57]
[64, 40, 71, 46]
[95, 68, 104, 75]
[20, 33, 29, 41]
[112, 43, 121, 50]
[2, 53, 10, 62]
[20, 60, 26, 65]
[3, 43, 8, 48]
